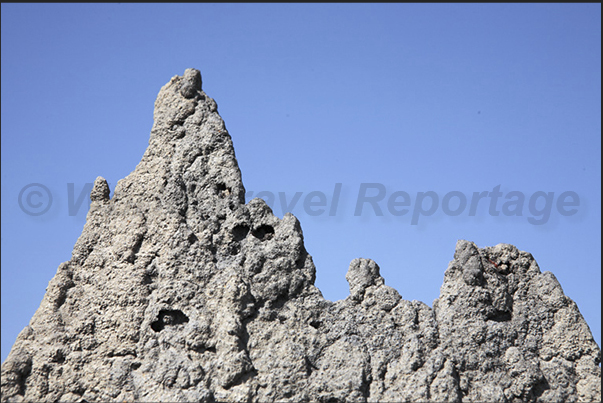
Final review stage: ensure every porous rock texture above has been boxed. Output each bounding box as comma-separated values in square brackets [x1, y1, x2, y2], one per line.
[1, 69, 600, 403]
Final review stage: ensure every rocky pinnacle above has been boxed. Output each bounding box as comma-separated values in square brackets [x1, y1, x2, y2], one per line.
[1, 69, 600, 402]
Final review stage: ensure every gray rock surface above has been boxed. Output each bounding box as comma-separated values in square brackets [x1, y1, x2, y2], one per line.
[1, 69, 600, 402]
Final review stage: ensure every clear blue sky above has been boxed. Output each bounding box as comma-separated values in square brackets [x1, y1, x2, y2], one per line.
[2, 4, 600, 362]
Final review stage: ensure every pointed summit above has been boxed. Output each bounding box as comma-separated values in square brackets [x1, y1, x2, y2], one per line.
[2, 70, 600, 403]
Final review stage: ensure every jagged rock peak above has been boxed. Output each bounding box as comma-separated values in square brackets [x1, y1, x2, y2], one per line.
[1, 69, 600, 403]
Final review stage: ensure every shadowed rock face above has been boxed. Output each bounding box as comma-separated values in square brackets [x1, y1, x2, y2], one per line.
[1, 69, 600, 403]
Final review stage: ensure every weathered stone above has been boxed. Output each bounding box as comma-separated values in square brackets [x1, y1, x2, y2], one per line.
[2, 69, 600, 403]
[90, 176, 110, 202]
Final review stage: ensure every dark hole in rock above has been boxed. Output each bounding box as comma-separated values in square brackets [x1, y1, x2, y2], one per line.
[151, 309, 189, 332]
[204, 145, 214, 156]
[252, 225, 274, 241]
[533, 377, 551, 398]
[216, 183, 231, 197]
[52, 350, 65, 364]
[232, 224, 250, 242]
[487, 310, 512, 322]
[209, 245, 218, 263]
[230, 244, 241, 255]
[309, 320, 321, 329]
[188, 232, 198, 244]
[190, 184, 197, 193]
[191, 344, 217, 354]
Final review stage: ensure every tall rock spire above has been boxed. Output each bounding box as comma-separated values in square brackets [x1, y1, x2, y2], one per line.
[2, 69, 600, 402]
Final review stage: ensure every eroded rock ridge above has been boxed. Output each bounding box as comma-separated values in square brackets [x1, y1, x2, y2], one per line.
[2, 69, 600, 402]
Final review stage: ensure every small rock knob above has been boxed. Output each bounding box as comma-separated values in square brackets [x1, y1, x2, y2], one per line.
[346, 258, 385, 301]
[90, 176, 110, 202]
[454, 240, 484, 286]
[180, 68, 202, 98]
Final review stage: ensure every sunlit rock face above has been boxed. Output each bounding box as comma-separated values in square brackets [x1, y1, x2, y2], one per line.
[1, 69, 600, 403]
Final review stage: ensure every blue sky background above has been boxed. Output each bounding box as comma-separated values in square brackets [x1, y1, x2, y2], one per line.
[1, 4, 600, 362]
